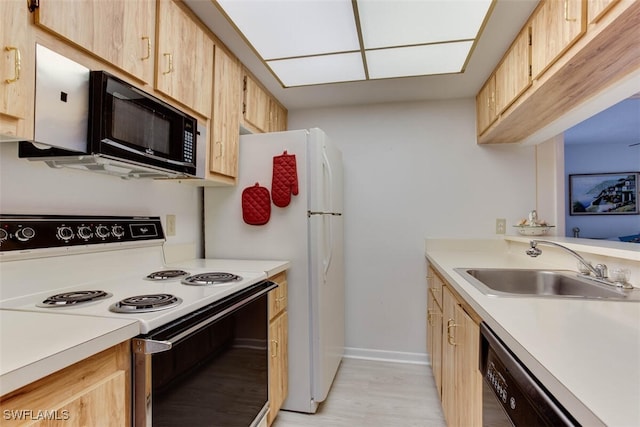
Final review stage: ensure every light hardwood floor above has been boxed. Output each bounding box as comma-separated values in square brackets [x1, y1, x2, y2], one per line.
[272, 358, 446, 427]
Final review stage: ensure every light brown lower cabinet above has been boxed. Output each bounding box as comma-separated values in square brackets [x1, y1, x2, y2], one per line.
[427, 266, 482, 426]
[0, 341, 131, 427]
[267, 271, 289, 426]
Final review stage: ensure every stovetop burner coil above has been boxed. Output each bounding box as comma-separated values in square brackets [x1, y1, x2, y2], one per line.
[145, 269, 190, 281]
[181, 272, 242, 286]
[38, 290, 113, 307]
[109, 293, 182, 313]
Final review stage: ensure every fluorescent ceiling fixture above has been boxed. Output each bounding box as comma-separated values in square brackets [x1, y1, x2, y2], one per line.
[357, 1, 494, 49]
[267, 53, 365, 87]
[366, 41, 474, 79]
[215, 0, 493, 87]
[216, 0, 359, 59]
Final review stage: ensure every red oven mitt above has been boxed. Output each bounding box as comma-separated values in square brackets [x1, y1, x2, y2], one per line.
[271, 151, 298, 208]
[242, 183, 271, 225]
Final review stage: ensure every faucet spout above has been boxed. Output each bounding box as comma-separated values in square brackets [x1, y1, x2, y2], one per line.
[527, 240, 604, 278]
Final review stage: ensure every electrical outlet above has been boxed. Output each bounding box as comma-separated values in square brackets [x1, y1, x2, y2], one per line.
[166, 214, 176, 236]
[495, 218, 506, 234]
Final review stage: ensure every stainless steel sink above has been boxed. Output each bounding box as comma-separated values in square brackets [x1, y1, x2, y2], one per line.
[454, 268, 640, 301]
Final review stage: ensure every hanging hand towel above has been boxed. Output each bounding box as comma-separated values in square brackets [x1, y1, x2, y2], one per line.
[242, 183, 271, 225]
[271, 150, 299, 208]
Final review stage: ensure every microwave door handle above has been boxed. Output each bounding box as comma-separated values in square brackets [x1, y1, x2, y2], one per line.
[101, 139, 193, 167]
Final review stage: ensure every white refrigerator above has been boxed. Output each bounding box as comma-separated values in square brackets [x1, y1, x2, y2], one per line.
[203, 128, 345, 413]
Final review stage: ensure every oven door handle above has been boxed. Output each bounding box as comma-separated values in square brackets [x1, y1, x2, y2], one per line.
[134, 281, 277, 353]
[132, 338, 172, 355]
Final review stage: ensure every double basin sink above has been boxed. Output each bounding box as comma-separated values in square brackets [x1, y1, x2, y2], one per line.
[454, 268, 640, 302]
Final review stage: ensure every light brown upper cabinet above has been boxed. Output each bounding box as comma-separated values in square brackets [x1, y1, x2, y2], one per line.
[476, 0, 638, 144]
[269, 98, 288, 133]
[243, 73, 271, 133]
[33, 0, 156, 85]
[243, 73, 288, 133]
[495, 27, 532, 114]
[530, 0, 586, 80]
[588, 0, 620, 22]
[211, 45, 242, 179]
[476, 75, 497, 136]
[0, 0, 34, 140]
[156, 0, 213, 117]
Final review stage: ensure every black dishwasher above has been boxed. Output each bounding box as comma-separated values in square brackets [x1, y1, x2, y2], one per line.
[479, 323, 580, 426]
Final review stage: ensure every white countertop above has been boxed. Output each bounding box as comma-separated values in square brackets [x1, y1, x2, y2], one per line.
[425, 237, 640, 427]
[168, 258, 291, 278]
[0, 311, 139, 395]
[0, 258, 290, 397]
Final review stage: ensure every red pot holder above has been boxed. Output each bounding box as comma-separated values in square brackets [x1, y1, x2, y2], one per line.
[242, 183, 271, 225]
[271, 151, 299, 208]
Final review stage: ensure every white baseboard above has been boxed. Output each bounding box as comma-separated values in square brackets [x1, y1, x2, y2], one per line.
[343, 347, 430, 365]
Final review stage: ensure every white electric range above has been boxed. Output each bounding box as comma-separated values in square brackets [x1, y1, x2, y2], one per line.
[0, 215, 267, 333]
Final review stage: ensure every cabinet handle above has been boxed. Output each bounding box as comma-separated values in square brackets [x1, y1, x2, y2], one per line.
[427, 310, 433, 326]
[446, 319, 458, 346]
[4, 46, 21, 83]
[162, 53, 174, 75]
[271, 339, 279, 358]
[141, 36, 151, 60]
[564, 0, 577, 22]
[215, 141, 223, 159]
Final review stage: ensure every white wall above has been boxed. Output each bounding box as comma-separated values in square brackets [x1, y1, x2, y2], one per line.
[0, 143, 202, 251]
[289, 98, 537, 361]
[564, 142, 640, 239]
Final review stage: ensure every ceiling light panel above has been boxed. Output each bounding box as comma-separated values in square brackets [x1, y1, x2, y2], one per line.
[216, 0, 360, 59]
[366, 41, 473, 79]
[357, 0, 493, 49]
[267, 53, 365, 87]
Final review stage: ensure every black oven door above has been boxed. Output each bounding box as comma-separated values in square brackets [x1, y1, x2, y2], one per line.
[133, 281, 276, 427]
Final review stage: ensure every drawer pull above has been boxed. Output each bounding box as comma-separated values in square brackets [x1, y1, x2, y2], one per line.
[141, 36, 151, 60]
[5, 46, 21, 83]
[162, 53, 174, 74]
[447, 319, 458, 346]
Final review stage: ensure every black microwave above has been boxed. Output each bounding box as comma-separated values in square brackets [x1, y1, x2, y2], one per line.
[88, 71, 198, 176]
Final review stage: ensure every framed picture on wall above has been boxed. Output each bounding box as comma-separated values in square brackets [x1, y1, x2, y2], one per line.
[569, 172, 638, 215]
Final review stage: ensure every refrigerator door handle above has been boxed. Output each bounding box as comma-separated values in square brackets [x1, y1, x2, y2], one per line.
[321, 146, 334, 282]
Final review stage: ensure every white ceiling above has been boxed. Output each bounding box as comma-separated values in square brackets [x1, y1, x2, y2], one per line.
[183, 0, 539, 110]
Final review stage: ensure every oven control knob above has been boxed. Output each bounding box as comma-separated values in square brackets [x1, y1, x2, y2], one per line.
[112, 225, 125, 238]
[95, 225, 110, 239]
[77, 226, 93, 240]
[15, 227, 36, 242]
[0, 228, 8, 244]
[57, 226, 74, 241]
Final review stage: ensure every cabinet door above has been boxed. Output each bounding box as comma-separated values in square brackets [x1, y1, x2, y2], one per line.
[34, 0, 156, 84]
[211, 46, 242, 178]
[0, 342, 130, 427]
[0, 0, 34, 139]
[243, 74, 271, 133]
[442, 286, 481, 427]
[427, 288, 443, 397]
[588, 0, 619, 23]
[156, 0, 213, 117]
[476, 75, 496, 136]
[269, 98, 288, 132]
[268, 311, 288, 426]
[441, 287, 457, 425]
[531, 0, 586, 79]
[452, 302, 482, 427]
[495, 27, 531, 114]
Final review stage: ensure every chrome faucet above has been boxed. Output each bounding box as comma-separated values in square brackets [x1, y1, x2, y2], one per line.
[527, 240, 608, 279]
